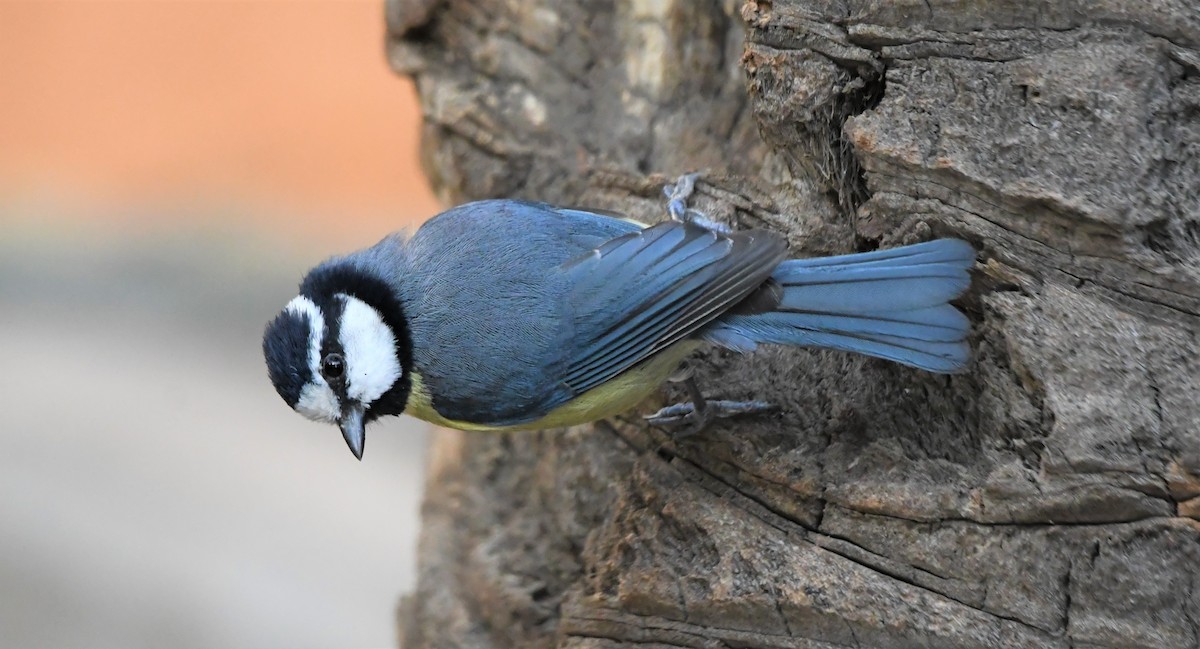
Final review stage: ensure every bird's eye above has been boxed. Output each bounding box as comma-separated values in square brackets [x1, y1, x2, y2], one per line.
[321, 353, 345, 380]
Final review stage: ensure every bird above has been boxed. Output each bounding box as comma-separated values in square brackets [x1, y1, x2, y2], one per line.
[263, 178, 974, 459]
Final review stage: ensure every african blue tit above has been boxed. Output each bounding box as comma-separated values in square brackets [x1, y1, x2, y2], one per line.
[263, 195, 973, 459]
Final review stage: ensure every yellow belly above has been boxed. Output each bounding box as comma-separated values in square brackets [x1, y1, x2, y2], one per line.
[403, 342, 698, 432]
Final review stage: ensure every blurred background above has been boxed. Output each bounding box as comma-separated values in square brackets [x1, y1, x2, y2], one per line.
[0, 2, 441, 648]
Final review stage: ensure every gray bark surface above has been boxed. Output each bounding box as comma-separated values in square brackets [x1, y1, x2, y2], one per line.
[386, 1, 1200, 647]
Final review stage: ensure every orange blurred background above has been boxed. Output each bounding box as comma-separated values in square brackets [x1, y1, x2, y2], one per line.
[0, 3, 440, 649]
[0, 0, 439, 244]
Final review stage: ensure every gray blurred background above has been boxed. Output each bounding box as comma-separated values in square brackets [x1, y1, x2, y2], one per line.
[0, 3, 442, 648]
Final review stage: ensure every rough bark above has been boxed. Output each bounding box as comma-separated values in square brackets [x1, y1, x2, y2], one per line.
[386, 1, 1200, 647]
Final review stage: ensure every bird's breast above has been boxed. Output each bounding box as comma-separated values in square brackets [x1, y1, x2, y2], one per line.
[403, 342, 699, 432]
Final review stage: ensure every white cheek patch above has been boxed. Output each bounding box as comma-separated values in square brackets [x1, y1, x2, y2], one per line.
[294, 382, 340, 423]
[285, 295, 326, 375]
[336, 294, 402, 405]
[284, 295, 341, 423]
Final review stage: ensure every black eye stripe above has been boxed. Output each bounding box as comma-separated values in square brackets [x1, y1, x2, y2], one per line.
[305, 292, 350, 399]
[315, 292, 346, 357]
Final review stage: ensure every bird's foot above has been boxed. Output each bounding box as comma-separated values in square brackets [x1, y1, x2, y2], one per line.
[663, 172, 732, 234]
[644, 375, 776, 436]
[645, 400, 778, 436]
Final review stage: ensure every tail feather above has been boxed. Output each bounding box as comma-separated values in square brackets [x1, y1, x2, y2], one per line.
[776, 264, 970, 313]
[767, 304, 968, 342]
[777, 238, 975, 271]
[705, 238, 974, 373]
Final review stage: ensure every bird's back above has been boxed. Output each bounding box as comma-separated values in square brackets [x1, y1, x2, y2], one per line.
[392, 200, 641, 425]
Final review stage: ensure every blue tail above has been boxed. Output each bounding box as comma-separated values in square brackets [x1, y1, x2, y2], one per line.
[704, 239, 974, 373]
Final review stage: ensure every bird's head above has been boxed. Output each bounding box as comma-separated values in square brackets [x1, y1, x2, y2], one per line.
[262, 264, 412, 459]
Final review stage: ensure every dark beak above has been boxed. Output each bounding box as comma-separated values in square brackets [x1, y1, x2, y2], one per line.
[339, 405, 366, 460]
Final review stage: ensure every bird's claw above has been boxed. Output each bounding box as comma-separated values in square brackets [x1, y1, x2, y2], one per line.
[645, 399, 778, 437]
[664, 172, 700, 221]
[662, 172, 732, 234]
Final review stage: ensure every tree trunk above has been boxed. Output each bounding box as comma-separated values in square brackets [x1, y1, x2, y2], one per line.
[386, 1, 1200, 647]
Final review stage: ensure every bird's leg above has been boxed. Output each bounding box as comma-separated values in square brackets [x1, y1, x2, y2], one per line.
[645, 371, 777, 436]
[662, 172, 732, 234]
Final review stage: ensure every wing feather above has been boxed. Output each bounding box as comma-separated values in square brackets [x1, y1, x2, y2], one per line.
[556, 221, 787, 397]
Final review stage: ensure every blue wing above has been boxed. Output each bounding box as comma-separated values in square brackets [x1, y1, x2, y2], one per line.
[552, 220, 788, 398]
